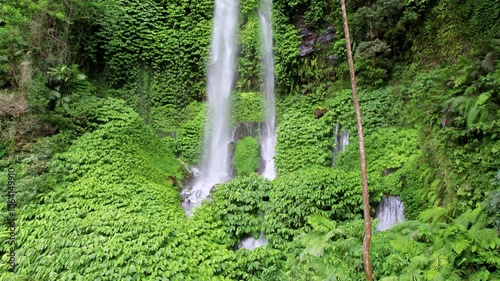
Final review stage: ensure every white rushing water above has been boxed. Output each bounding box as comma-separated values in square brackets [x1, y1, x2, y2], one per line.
[332, 124, 349, 164]
[258, 0, 276, 180]
[376, 196, 405, 231]
[238, 233, 268, 250]
[182, 0, 240, 214]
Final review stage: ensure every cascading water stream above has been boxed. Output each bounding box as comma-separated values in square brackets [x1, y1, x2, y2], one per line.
[375, 196, 405, 231]
[181, 0, 240, 214]
[332, 124, 349, 164]
[258, 0, 276, 181]
[238, 233, 268, 250]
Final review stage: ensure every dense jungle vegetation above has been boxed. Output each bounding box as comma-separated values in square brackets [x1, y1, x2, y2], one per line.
[0, 0, 499, 280]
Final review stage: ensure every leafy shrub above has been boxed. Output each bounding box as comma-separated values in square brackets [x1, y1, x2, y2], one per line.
[232, 92, 264, 124]
[233, 137, 260, 176]
[150, 104, 180, 132]
[335, 127, 419, 198]
[237, 13, 262, 92]
[273, 9, 301, 94]
[354, 39, 392, 87]
[286, 217, 366, 280]
[195, 175, 271, 245]
[1, 97, 248, 279]
[290, 207, 500, 280]
[266, 167, 363, 244]
[397, 154, 428, 220]
[323, 87, 403, 136]
[275, 110, 333, 175]
[229, 247, 286, 281]
[375, 207, 500, 280]
[96, 0, 212, 106]
[177, 102, 206, 164]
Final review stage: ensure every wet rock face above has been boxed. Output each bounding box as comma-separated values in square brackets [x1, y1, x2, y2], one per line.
[299, 25, 336, 57]
[314, 108, 328, 118]
[232, 122, 261, 141]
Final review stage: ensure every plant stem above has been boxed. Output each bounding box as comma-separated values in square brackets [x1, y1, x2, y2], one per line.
[339, 0, 373, 280]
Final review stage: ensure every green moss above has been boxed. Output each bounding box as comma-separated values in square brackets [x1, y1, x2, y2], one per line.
[233, 137, 260, 176]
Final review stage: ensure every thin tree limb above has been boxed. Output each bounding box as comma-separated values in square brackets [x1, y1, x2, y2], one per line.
[339, 0, 373, 280]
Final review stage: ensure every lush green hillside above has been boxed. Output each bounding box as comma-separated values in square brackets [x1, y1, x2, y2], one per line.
[1, 0, 499, 280]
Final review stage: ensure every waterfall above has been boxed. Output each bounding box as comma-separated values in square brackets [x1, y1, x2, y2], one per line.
[332, 124, 349, 164]
[237, 233, 268, 250]
[258, 0, 276, 180]
[375, 196, 405, 231]
[181, 0, 240, 214]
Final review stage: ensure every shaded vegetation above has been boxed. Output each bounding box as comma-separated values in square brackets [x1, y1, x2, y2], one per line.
[0, 0, 499, 279]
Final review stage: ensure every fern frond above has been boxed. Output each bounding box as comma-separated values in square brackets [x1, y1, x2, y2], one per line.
[401, 269, 424, 281]
[471, 228, 500, 250]
[418, 207, 450, 223]
[455, 207, 485, 229]
[423, 269, 446, 281]
[447, 96, 474, 114]
[428, 253, 450, 270]
[452, 239, 471, 255]
[410, 255, 430, 267]
[380, 277, 399, 281]
[468, 269, 490, 281]
[466, 104, 482, 128]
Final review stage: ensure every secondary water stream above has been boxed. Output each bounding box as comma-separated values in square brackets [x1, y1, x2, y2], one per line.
[258, 0, 276, 181]
[375, 196, 405, 231]
[238, 0, 276, 249]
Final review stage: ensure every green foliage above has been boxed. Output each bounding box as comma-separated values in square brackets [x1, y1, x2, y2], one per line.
[232, 92, 264, 123]
[2, 0, 499, 278]
[95, 0, 212, 108]
[290, 207, 500, 280]
[286, 217, 366, 280]
[229, 248, 287, 281]
[273, 9, 301, 94]
[398, 154, 429, 220]
[150, 104, 181, 132]
[237, 13, 262, 92]
[0, 142, 6, 159]
[336, 127, 419, 197]
[484, 171, 500, 231]
[354, 39, 392, 87]
[47, 64, 87, 110]
[462, 0, 500, 39]
[396, 55, 500, 213]
[375, 207, 500, 280]
[444, 53, 500, 131]
[195, 174, 271, 246]
[266, 167, 363, 243]
[177, 102, 206, 164]
[323, 87, 403, 136]
[1, 97, 248, 279]
[233, 137, 260, 176]
[413, 0, 471, 63]
[275, 109, 333, 175]
[241, 0, 259, 15]
[352, 0, 430, 58]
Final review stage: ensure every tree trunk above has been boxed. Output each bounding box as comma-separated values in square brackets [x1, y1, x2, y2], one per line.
[339, 1, 373, 280]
